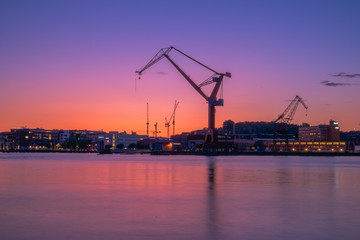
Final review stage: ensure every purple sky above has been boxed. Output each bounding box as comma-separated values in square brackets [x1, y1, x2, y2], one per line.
[1, 0, 360, 133]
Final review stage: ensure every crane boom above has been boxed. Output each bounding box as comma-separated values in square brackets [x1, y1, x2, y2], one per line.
[136, 47, 172, 76]
[164, 55, 208, 100]
[136, 46, 231, 144]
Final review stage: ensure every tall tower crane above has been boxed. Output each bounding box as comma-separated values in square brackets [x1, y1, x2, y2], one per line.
[136, 46, 231, 144]
[273, 95, 308, 151]
[165, 100, 180, 138]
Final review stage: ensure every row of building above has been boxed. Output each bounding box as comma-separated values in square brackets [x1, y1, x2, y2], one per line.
[264, 120, 344, 152]
[220, 120, 360, 152]
[1, 120, 359, 153]
[0, 128, 147, 152]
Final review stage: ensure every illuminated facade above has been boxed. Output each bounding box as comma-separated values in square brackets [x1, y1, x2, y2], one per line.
[9, 128, 59, 150]
[264, 140, 346, 152]
[299, 120, 340, 141]
[0, 132, 13, 150]
[103, 131, 147, 149]
[265, 120, 344, 152]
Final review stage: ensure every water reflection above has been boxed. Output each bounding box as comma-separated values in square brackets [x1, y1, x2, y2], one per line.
[1, 154, 360, 240]
[206, 157, 219, 240]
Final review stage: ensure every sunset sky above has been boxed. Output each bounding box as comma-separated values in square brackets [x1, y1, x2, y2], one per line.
[1, 0, 360, 135]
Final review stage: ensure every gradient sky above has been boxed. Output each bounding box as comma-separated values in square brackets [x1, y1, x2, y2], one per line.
[1, 0, 360, 135]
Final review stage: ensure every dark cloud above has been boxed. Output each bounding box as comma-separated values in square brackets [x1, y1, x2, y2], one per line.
[320, 80, 356, 87]
[331, 72, 360, 78]
[156, 71, 167, 75]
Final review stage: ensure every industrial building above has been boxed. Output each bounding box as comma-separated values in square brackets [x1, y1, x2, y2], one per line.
[263, 140, 346, 152]
[264, 120, 344, 152]
[299, 120, 340, 141]
[0, 128, 147, 152]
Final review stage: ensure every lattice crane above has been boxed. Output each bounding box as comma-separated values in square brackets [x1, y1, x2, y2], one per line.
[136, 46, 231, 143]
[165, 100, 180, 138]
[273, 95, 308, 124]
[273, 95, 308, 151]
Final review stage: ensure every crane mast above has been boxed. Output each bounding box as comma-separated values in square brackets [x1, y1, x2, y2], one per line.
[136, 46, 231, 144]
[153, 122, 160, 137]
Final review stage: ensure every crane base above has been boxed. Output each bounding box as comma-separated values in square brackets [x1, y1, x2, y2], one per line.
[205, 128, 218, 144]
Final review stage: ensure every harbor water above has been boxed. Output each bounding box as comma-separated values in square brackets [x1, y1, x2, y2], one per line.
[1, 153, 360, 240]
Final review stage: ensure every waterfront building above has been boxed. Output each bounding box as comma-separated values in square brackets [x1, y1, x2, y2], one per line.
[299, 120, 340, 141]
[85, 131, 106, 150]
[0, 132, 13, 150]
[263, 140, 346, 152]
[97, 131, 147, 151]
[59, 130, 70, 143]
[263, 120, 343, 152]
[117, 131, 147, 148]
[9, 128, 60, 150]
[328, 120, 340, 141]
[108, 131, 119, 149]
[223, 120, 235, 135]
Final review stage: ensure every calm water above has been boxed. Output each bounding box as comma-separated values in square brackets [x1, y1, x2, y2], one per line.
[1, 153, 360, 240]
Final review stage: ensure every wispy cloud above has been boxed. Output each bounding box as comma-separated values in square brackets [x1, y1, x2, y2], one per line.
[156, 71, 167, 75]
[331, 72, 360, 78]
[320, 80, 356, 87]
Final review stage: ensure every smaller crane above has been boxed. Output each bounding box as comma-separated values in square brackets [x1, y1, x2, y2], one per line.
[165, 100, 180, 138]
[273, 95, 308, 151]
[273, 95, 308, 124]
[153, 122, 161, 138]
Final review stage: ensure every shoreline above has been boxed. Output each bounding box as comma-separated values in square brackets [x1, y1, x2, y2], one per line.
[150, 151, 360, 157]
[1, 150, 360, 157]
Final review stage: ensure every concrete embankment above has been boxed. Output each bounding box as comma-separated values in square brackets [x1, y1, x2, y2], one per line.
[151, 151, 360, 157]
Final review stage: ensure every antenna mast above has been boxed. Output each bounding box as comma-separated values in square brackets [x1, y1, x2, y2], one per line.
[146, 102, 149, 137]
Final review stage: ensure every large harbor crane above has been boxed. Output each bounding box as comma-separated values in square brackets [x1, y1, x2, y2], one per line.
[136, 46, 231, 143]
